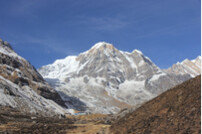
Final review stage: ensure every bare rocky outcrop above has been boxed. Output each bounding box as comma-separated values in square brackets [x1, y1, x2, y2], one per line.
[0, 38, 69, 116]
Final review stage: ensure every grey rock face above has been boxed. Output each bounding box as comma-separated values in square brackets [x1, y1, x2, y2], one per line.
[164, 56, 201, 77]
[39, 42, 194, 114]
[0, 38, 70, 116]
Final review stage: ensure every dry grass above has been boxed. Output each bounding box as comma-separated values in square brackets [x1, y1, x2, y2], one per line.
[110, 76, 201, 134]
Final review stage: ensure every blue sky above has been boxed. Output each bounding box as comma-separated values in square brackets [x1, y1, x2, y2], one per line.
[0, 0, 200, 69]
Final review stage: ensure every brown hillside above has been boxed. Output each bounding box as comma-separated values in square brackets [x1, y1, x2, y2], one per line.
[110, 75, 201, 134]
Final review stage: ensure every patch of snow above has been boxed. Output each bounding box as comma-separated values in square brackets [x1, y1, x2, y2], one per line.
[0, 75, 71, 115]
[133, 49, 143, 55]
[149, 72, 166, 82]
[40, 56, 79, 79]
[77, 60, 90, 73]
[145, 56, 152, 63]
[119, 80, 145, 92]
[0, 45, 25, 61]
[91, 42, 113, 50]
[138, 60, 145, 66]
[120, 50, 130, 55]
[122, 53, 137, 69]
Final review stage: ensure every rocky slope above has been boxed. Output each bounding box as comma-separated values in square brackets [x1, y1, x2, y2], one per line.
[110, 75, 201, 134]
[164, 56, 201, 77]
[0, 76, 200, 133]
[0, 106, 111, 134]
[0, 106, 73, 133]
[39, 42, 191, 114]
[0, 38, 72, 116]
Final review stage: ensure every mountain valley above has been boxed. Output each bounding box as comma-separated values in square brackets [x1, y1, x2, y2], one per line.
[0, 39, 200, 134]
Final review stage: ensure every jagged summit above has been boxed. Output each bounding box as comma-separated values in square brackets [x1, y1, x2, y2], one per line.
[87, 42, 145, 57]
[164, 56, 201, 77]
[81, 42, 146, 60]
[91, 42, 114, 50]
[132, 49, 143, 55]
[82, 42, 117, 55]
[39, 42, 191, 114]
[182, 58, 190, 64]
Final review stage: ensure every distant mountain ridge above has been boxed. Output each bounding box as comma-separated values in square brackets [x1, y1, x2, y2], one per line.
[39, 42, 195, 114]
[164, 56, 201, 77]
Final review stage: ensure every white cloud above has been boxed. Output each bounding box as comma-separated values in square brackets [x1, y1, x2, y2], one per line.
[5, 33, 78, 56]
[78, 16, 129, 31]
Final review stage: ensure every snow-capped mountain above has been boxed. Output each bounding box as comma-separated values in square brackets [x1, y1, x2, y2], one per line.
[164, 56, 201, 77]
[0, 38, 73, 116]
[39, 42, 190, 114]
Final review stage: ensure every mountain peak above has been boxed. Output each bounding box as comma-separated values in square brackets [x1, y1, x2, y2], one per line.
[91, 42, 114, 50]
[39, 41, 196, 114]
[80, 42, 117, 55]
[132, 49, 143, 55]
[182, 58, 190, 64]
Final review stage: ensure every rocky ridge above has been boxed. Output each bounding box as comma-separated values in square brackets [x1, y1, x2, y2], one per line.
[0, 38, 72, 116]
[39, 42, 192, 114]
[164, 56, 201, 77]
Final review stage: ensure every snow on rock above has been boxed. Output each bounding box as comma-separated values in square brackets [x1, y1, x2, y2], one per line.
[39, 42, 190, 114]
[0, 75, 71, 116]
[132, 49, 143, 55]
[122, 52, 137, 69]
[0, 39, 72, 116]
[91, 42, 113, 49]
[0, 43, 25, 61]
[164, 56, 201, 77]
[149, 72, 167, 82]
[39, 56, 79, 79]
